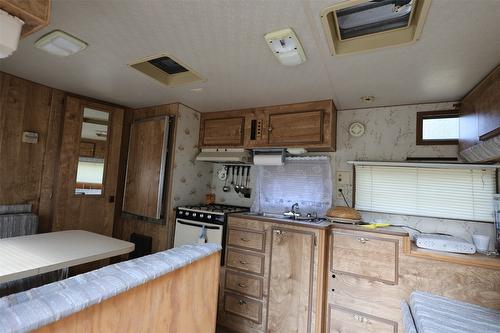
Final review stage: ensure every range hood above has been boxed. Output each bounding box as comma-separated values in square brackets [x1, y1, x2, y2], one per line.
[196, 148, 252, 163]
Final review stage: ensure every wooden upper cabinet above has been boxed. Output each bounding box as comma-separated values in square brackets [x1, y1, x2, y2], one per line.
[0, 0, 51, 37]
[200, 116, 245, 147]
[267, 109, 323, 145]
[200, 100, 336, 151]
[460, 64, 500, 151]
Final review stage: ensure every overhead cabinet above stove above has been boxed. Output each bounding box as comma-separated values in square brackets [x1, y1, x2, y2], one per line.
[199, 100, 336, 152]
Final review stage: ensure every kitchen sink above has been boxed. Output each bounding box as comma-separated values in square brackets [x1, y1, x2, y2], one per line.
[243, 212, 326, 224]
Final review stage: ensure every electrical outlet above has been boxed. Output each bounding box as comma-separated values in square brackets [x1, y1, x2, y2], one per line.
[336, 185, 352, 201]
[336, 171, 351, 186]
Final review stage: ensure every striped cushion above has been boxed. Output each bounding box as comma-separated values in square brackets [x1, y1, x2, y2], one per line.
[0, 243, 221, 333]
[410, 291, 500, 333]
[401, 300, 417, 333]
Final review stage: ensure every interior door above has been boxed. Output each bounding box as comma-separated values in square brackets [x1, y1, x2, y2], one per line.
[53, 96, 124, 236]
[267, 227, 315, 333]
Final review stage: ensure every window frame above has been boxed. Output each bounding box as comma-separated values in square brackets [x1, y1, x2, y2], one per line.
[416, 110, 459, 146]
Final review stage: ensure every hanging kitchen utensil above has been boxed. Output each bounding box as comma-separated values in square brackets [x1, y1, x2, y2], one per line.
[241, 166, 252, 198]
[230, 166, 235, 187]
[234, 166, 241, 193]
[223, 166, 230, 192]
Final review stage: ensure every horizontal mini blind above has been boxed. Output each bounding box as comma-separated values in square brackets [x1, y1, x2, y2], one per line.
[355, 165, 496, 222]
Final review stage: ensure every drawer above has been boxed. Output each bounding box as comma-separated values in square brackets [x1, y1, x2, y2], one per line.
[225, 270, 264, 299]
[328, 304, 397, 333]
[226, 249, 265, 275]
[330, 231, 399, 284]
[227, 228, 265, 252]
[224, 292, 263, 323]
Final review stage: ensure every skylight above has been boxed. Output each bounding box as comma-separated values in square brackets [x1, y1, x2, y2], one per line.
[336, 0, 415, 40]
[321, 0, 431, 55]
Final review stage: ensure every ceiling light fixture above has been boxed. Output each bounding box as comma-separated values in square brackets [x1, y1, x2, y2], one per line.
[0, 9, 24, 58]
[35, 30, 87, 56]
[264, 28, 306, 66]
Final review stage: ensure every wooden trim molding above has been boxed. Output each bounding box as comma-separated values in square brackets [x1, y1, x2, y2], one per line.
[416, 110, 459, 145]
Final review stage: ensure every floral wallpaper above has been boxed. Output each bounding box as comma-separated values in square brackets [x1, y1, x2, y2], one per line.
[170, 104, 212, 209]
[334, 102, 494, 247]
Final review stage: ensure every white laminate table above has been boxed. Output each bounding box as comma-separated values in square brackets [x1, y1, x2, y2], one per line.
[0, 230, 135, 283]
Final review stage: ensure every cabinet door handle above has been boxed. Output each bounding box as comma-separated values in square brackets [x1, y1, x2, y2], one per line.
[268, 126, 273, 132]
[238, 283, 247, 288]
[238, 299, 247, 305]
[357, 237, 368, 244]
[240, 237, 250, 242]
[274, 230, 285, 235]
[353, 314, 368, 323]
[239, 260, 248, 265]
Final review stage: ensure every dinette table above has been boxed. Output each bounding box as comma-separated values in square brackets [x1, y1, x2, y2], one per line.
[0, 230, 134, 283]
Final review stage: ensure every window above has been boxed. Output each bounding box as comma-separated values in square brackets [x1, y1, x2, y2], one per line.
[251, 157, 332, 216]
[416, 110, 459, 145]
[354, 164, 496, 222]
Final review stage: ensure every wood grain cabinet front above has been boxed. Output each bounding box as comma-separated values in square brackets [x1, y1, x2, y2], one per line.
[226, 248, 265, 275]
[227, 228, 266, 252]
[224, 292, 263, 324]
[200, 117, 245, 147]
[330, 231, 399, 284]
[328, 305, 398, 333]
[225, 270, 263, 299]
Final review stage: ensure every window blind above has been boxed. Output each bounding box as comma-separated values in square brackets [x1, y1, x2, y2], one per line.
[355, 165, 496, 222]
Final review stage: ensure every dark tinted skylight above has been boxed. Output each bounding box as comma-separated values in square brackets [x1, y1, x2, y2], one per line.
[336, 0, 415, 40]
[148, 56, 189, 74]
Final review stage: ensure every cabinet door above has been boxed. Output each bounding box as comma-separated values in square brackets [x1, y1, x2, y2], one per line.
[267, 110, 323, 145]
[267, 227, 315, 333]
[201, 117, 244, 146]
[328, 304, 397, 333]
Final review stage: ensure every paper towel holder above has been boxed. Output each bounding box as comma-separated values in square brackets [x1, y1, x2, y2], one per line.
[252, 148, 286, 165]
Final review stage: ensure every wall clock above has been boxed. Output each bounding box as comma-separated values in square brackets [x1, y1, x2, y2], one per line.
[349, 122, 365, 137]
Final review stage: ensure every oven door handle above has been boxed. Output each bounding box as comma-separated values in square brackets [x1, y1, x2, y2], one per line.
[177, 220, 221, 230]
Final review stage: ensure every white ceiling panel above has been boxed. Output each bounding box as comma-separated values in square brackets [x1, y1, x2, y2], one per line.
[0, 0, 499, 111]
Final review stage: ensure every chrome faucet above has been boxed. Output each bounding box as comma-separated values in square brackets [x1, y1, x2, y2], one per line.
[284, 203, 301, 219]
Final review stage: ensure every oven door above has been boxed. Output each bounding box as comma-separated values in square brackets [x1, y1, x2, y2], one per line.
[173, 218, 223, 248]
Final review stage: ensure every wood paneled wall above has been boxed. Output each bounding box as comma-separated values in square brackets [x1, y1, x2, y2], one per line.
[0, 72, 65, 233]
[113, 103, 179, 252]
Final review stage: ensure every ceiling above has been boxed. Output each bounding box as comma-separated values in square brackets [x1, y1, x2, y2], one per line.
[0, 0, 499, 112]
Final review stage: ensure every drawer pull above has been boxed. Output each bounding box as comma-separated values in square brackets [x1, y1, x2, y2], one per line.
[238, 283, 247, 288]
[357, 237, 369, 244]
[239, 260, 248, 265]
[274, 230, 286, 235]
[353, 314, 368, 323]
[240, 237, 250, 242]
[238, 299, 247, 305]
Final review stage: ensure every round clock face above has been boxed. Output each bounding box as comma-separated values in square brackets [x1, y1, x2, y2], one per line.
[349, 122, 365, 137]
[217, 167, 227, 180]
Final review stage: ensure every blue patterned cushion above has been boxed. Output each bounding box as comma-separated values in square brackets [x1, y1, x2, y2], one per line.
[410, 291, 500, 333]
[0, 243, 221, 333]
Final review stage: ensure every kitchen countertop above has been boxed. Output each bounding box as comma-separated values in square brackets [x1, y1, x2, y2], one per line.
[231, 212, 410, 235]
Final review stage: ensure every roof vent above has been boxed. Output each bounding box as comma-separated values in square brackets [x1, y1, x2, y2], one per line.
[321, 0, 431, 55]
[129, 54, 204, 87]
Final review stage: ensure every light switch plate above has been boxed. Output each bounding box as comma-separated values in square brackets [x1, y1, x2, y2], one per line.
[22, 131, 39, 144]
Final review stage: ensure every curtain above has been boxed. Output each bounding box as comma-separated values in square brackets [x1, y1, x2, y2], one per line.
[251, 156, 332, 216]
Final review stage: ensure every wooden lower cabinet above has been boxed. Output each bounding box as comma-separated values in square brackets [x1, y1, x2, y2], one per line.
[327, 228, 500, 333]
[218, 216, 327, 333]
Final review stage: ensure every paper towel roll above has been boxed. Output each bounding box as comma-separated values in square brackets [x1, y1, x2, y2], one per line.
[253, 154, 284, 166]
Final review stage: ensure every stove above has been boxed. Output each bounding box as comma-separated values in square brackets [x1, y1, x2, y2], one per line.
[175, 204, 249, 224]
[173, 204, 249, 265]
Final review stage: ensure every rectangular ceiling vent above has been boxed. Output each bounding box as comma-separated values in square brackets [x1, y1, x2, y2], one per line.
[321, 0, 432, 55]
[128, 54, 204, 87]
